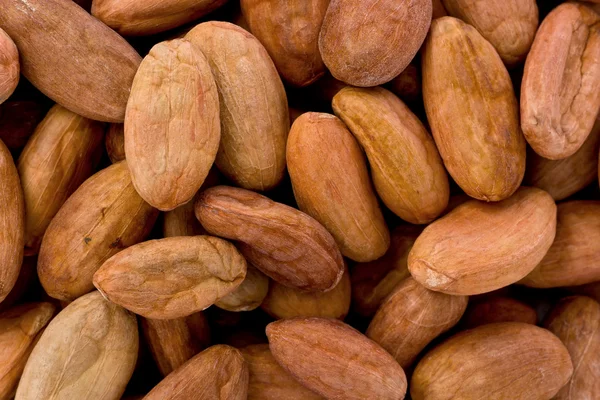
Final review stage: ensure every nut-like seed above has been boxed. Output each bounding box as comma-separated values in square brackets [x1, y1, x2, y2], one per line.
[261, 266, 351, 320]
[388, 63, 421, 104]
[125, 39, 220, 211]
[521, 200, 600, 288]
[240, 344, 324, 400]
[163, 198, 206, 237]
[240, 0, 328, 87]
[0, 0, 141, 122]
[267, 317, 407, 400]
[105, 124, 125, 163]
[461, 297, 537, 329]
[91, 0, 228, 36]
[351, 226, 421, 317]
[18, 105, 104, 255]
[144, 345, 249, 400]
[526, 117, 600, 200]
[544, 296, 600, 400]
[0, 138, 24, 303]
[287, 112, 390, 262]
[15, 291, 138, 400]
[422, 16, 526, 201]
[0, 27, 18, 104]
[38, 161, 159, 302]
[1, 1, 596, 397]
[411, 323, 573, 400]
[140, 312, 211, 376]
[186, 22, 289, 191]
[0, 303, 55, 400]
[319, 0, 432, 87]
[521, 3, 600, 159]
[333, 87, 449, 223]
[408, 187, 556, 295]
[367, 277, 468, 369]
[195, 186, 345, 292]
[442, 0, 539, 67]
[162, 168, 219, 238]
[216, 266, 269, 312]
[93, 236, 247, 319]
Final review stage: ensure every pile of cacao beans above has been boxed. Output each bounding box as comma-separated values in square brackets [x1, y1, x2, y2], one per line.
[0, 0, 599, 399]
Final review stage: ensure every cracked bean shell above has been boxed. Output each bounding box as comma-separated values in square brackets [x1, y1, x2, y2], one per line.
[408, 187, 556, 295]
[411, 323, 573, 400]
[125, 39, 220, 211]
[93, 236, 247, 319]
[521, 3, 600, 160]
[185, 22, 289, 191]
[287, 112, 390, 262]
[37, 161, 159, 302]
[422, 16, 526, 201]
[195, 186, 344, 292]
